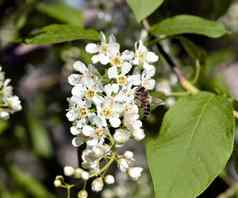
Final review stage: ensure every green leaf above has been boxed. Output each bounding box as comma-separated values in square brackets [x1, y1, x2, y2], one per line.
[127, 0, 164, 22]
[37, 2, 83, 26]
[10, 166, 55, 198]
[146, 92, 235, 198]
[25, 24, 99, 45]
[150, 15, 227, 38]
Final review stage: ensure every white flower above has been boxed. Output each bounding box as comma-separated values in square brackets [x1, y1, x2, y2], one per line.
[133, 40, 158, 66]
[105, 175, 115, 184]
[64, 166, 75, 176]
[86, 34, 120, 65]
[91, 177, 104, 192]
[128, 167, 143, 180]
[0, 66, 22, 119]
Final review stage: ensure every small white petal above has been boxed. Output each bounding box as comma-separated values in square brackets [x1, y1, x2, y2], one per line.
[72, 137, 84, 147]
[99, 54, 110, 65]
[70, 126, 81, 135]
[146, 51, 159, 63]
[121, 50, 134, 61]
[73, 61, 88, 74]
[143, 64, 156, 77]
[107, 66, 118, 79]
[92, 55, 100, 64]
[71, 85, 85, 97]
[121, 62, 132, 75]
[128, 167, 143, 180]
[109, 117, 121, 128]
[128, 75, 141, 86]
[143, 79, 155, 90]
[68, 74, 81, 86]
[82, 125, 95, 137]
[85, 43, 98, 54]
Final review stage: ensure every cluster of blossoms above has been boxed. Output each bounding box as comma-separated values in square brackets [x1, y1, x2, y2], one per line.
[0, 66, 22, 119]
[57, 34, 158, 197]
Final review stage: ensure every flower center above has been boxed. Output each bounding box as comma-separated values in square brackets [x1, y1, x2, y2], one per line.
[117, 75, 128, 85]
[79, 107, 88, 118]
[95, 128, 104, 137]
[111, 56, 122, 67]
[102, 107, 112, 118]
[100, 44, 108, 54]
[85, 89, 95, 99]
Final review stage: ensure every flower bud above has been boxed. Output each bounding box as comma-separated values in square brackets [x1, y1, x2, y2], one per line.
[91, 177, 104, 192]
[78, 190, 88, 198]
[81, 171, 90, 180]
[64, 166, 75, 176]
[105, 175, 115, 184]
[124, 151, 134, 160]
[54, 179, 62, 187]
[118, 158, 129, 172]
[74, 168, 82, 178]
[128, 167, 143, 180]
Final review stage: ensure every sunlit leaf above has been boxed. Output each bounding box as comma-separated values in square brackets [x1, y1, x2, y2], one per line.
[25, 24, 99, 45]
[127, 0, 164, 22]
[146, 92, 235, 198]
[151, 15, 227, 38]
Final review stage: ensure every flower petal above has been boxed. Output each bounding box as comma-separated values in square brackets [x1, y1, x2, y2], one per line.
[85, 43, 98, 54]
[107, 66, 118, 79]
[73, 61, 88, 74]
[121, 62, 132, 75]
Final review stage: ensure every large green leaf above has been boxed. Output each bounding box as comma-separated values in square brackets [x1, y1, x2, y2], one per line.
[150, 15, 227, 38]
[37, 2, 83, 26]
[127, 0, 164, 22]
[25, 24, 99, 45]
[146, 92, 235, 198]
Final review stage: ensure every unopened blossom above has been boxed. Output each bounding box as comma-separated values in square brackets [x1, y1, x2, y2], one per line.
[105, 175, 115, 184]
[64, 166, 75, 176]
[92, 177, 104, 192]
[128, 167, 143, 180]
[78, 190, 88, 198]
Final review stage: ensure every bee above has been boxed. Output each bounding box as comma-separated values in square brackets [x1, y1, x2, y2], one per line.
[135, 86, 150, 118]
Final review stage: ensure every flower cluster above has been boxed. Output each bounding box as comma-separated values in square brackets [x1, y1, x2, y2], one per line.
[60, 34, 158, 196]
[0, 66, 22, 119]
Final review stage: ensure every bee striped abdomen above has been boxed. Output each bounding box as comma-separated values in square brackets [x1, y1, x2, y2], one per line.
[135, 86, 150, 118]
